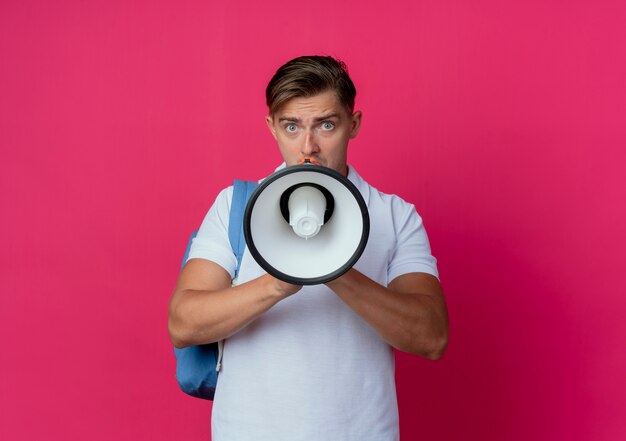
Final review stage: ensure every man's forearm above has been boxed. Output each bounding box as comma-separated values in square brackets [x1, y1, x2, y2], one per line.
[168, 273, 299, 348]
[326, 269, 449, 360]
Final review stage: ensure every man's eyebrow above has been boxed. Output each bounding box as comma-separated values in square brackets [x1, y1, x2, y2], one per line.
[277, 113, 340, 123]
[313, 113, 339, 122]
[278, 116, 301, 123]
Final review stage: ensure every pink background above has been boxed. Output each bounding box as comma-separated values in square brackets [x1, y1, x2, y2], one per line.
[1, 1, 625, 440]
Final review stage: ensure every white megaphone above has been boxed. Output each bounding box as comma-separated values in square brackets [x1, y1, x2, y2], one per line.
[243, 161, 369, 285]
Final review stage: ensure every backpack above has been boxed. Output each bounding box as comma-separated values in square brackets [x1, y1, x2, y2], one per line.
[173, 180, 258, 400]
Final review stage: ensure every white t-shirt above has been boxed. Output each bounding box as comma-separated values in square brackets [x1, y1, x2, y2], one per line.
[188, 165, 438, 441]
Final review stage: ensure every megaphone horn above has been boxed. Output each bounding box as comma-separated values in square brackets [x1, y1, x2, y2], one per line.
[244, 164, 369, 285]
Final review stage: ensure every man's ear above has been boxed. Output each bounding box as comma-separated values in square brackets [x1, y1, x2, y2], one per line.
[349, 111, 362, 139]
[266, 115, 278, 140]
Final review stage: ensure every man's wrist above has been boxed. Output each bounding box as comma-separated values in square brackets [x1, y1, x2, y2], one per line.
[325, 268, 357, 292]
[261, 274, 301, 299]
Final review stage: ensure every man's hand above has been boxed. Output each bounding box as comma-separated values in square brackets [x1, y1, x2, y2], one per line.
[325, 269, 448, 360]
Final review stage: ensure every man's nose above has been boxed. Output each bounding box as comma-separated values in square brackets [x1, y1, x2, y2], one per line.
[301, 130, 319, 155]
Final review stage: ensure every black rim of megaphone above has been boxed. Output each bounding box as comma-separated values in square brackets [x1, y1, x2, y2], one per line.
[243, 164, 370, 286]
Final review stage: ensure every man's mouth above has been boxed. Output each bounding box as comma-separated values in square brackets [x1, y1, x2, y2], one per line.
[298, 157, 322, 166]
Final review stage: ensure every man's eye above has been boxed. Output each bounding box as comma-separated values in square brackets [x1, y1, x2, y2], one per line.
[285, 124, 297, 133]
[321, 122, 334, 130]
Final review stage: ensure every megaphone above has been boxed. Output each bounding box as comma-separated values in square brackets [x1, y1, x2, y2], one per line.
[244, 163, 369, 285]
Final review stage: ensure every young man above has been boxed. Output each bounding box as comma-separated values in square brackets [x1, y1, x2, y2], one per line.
[169, 56, 448, 440]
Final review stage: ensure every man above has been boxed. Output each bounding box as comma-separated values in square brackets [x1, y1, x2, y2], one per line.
[169, 56, 448, 440]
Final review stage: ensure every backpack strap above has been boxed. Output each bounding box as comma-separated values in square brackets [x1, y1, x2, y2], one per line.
[215, 179, 257, 372]
[228, 179, 258, 279]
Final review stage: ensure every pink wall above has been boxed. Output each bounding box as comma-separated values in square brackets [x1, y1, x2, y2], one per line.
[1, 1, 625, 440]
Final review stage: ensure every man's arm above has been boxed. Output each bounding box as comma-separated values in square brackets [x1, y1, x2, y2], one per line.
[325, 269, 448, 360]
[168, 258, 301, 348]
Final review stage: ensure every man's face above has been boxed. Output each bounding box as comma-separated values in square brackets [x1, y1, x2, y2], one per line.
[266, 90, 362, 176]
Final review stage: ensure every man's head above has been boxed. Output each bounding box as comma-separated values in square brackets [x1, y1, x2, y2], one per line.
[265, 56, 361, 176]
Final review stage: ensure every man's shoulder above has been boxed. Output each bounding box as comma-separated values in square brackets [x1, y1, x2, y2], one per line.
[362, 179, 416, 215]
[351, 167, 412, 204]
[355, 174, 423, 232]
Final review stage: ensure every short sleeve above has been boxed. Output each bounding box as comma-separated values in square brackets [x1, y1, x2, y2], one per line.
[387, 200, 439, 282]
[186, 186, 238, 278]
